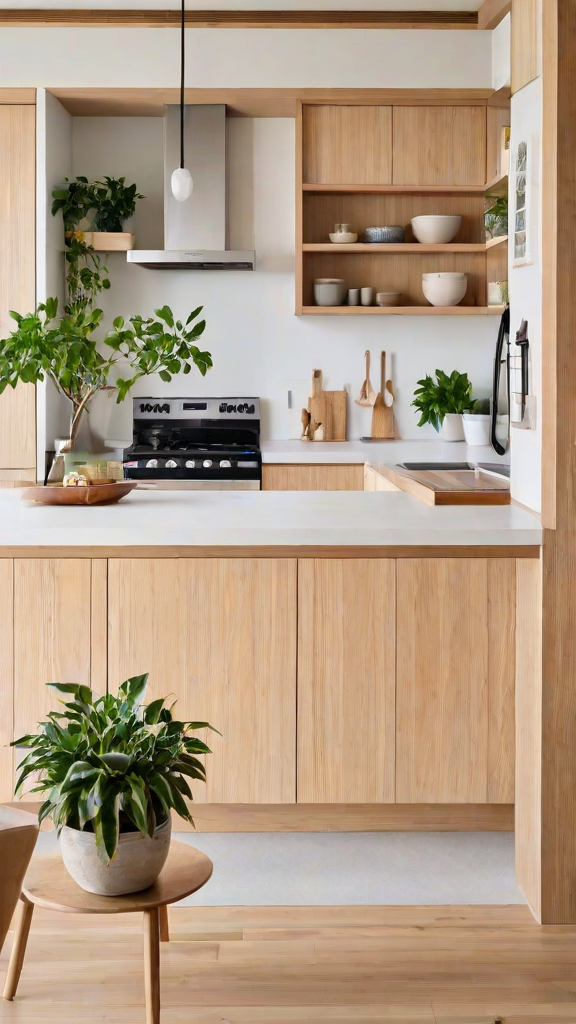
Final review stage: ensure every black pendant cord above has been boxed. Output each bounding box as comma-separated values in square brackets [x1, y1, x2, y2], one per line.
[179, 0, 185, 169]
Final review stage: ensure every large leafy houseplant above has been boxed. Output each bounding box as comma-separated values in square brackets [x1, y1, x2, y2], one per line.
[12, 675, 217, 863]
[51, 175, 144, 233]
[0, 239, 212, 450]
[412, 369, 476, 431]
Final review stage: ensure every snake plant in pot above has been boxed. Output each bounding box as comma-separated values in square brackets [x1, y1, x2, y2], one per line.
[12, 675, 218, 896]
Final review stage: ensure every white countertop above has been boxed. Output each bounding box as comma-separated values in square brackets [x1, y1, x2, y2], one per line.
[0, 488, 541, 551]
[261, 439, 506, 465]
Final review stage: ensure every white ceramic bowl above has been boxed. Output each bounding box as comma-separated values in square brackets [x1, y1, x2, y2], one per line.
[411, 215, 462, 244]
[329, 232, 358, 244]
[376, 291, 402, 306]
[314, 278, 347, 306]
[422, 272, 467, 307]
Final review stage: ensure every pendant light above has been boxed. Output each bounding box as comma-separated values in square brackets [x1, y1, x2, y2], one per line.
[171, 0, 193, 201]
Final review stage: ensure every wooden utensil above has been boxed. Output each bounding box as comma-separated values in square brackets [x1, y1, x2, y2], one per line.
[22, 481, 136, 506]
[355, 350, 377, 407]
[300, 408, 311, 441]
[370, 351, 395, 439]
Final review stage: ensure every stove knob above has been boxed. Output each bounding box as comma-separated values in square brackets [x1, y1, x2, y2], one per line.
[165, 459, 178, 469]
[203, 459, 213, 468]
[185, 459, 195, 469]
[247, 404, 255, 414]
[219, 459, 232, 469]
[146, 459, 158, 469]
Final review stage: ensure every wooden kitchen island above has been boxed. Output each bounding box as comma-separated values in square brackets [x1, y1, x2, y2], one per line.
[0, 488, 541, 833]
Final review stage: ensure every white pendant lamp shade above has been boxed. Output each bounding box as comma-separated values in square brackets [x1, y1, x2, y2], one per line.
[171, 0, 192, 202]
[171, 166, 193, 202]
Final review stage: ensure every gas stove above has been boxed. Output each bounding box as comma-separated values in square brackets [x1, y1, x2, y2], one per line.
[123, 397, 261, 489]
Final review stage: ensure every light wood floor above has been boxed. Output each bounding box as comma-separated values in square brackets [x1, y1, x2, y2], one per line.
[1, 905, 576, 1023]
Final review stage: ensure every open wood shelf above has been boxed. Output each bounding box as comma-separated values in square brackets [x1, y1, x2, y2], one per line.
[303, 242, 498, 254]
[296, 99, 510, 317]
[301, 305, 506, 316]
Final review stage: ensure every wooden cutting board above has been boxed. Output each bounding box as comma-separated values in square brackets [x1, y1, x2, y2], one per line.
[380, 466, 510, 505]
[307, 369, 347, 441]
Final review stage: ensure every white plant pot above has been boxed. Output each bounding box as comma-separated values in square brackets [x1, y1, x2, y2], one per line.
[60, 818, 171, 896]
[463, 413, 491, 446]
[441, 413, 465, 442]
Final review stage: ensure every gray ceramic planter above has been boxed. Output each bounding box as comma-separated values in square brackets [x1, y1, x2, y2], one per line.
[60, 818, 172, 896]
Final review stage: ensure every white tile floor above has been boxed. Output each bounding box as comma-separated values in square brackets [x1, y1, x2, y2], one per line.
[36, 831, 524, 906]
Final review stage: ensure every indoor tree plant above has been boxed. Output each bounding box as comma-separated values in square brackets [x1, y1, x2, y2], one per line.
[0, 239, 211, 455]
[412, 369, 476, 441]
[12, 674, 217, 896]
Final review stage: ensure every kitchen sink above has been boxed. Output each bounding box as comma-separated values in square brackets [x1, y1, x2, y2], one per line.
[397, 461, 510, 478]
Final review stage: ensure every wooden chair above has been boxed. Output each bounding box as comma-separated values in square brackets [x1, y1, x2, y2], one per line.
[0, 806, 38, 952]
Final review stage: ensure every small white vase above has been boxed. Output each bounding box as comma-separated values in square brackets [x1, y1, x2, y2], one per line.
[60, 818, 171, 896]
[441, 413, 465, 442]
[463, 413, 491, 446]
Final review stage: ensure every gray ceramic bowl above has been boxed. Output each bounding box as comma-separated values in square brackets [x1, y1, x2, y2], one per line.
[364, 225, 404, 244]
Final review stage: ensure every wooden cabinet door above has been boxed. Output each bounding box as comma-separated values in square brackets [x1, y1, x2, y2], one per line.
[262, 464, 364, 491]
[396, 559, 515, 803]
[392, 106, 487, 185]
[12, 559, 100, 797]
[0, 560, 14, 801]
[298, 559, 396, 803]
[108, 558, 297, 804]
[302, 105, 392, 184]
[0, 105, 36, 473]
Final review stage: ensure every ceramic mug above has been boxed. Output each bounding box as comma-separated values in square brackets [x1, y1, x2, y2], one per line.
[360, 287, 374, 307]
[348, 288, 360, 306]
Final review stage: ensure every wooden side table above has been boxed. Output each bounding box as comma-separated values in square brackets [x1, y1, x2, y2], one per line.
[2, 840, 213, 1024]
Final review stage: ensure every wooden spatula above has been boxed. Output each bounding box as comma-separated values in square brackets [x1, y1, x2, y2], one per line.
[355, 350, 378, 407]
[370, 351, 395, 439]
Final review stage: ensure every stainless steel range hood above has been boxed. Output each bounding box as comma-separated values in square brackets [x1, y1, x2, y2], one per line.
[128, 105, 254, 270]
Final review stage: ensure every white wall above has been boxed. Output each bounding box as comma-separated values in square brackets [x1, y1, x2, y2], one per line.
[508, 76, 542, 512]
[66, 114, 499, 446]
[0, 27, 492, 89]
[492, 13, 511, 91]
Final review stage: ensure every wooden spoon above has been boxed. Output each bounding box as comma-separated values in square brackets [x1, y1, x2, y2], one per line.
[355, 350, 378, 407]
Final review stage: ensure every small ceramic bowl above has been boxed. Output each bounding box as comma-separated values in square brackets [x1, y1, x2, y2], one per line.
[329, 231, 358, 244]
[364, 226, 404, 244]
[376, 291, 402, 307]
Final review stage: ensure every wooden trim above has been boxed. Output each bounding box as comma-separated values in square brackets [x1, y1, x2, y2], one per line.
[0, 10, 479, 29]
[48, 88, 498, 119]
[15, 801, 514, 831]
[295, 101, 304, 316]
[0, 89, 35, 105]
[0, 545, 541, 559]
[478, 0, 512, 31]
[301, 306, 505, 316]
[185, 804, 514, 831]
[541, 0, 557, 528]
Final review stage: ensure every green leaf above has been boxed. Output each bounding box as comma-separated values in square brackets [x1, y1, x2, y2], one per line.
[47, 682, 94, 705]
[117, 673, 149, 709]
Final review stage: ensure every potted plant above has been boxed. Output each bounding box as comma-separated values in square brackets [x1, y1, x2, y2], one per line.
[12, 675, 217, 896]
[462, 397, 491, 446]
[484, 194, 508, 240]
[52, 175, 144, 251]
[0, 240, 211, 456]
[412, 369, 476, 441]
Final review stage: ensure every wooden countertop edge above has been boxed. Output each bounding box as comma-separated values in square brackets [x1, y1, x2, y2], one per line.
[0, 544, 540, 558]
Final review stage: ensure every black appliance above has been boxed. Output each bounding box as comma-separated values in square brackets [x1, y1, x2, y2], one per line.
[123, 397, 261, 489]
[491, 305, 510, 456]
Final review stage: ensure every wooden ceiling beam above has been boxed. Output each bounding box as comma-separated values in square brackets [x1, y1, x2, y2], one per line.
[0, 9, 479, 30]
[478, 0, 511, 31]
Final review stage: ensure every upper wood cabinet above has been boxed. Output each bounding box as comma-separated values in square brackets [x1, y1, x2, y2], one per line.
[297, 559, 396, 803]
[302, 105, 392, 184]
[392, 106, 487, 186]
[107, 558, 297, 804]
[396, 558, 515, 804]
[0, 103, 36, 474]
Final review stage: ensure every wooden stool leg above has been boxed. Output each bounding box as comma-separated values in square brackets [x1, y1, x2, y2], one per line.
[158, 904, 169, 942]
[3, 897, 34, 1001]
[143, 908, 160, 1024]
